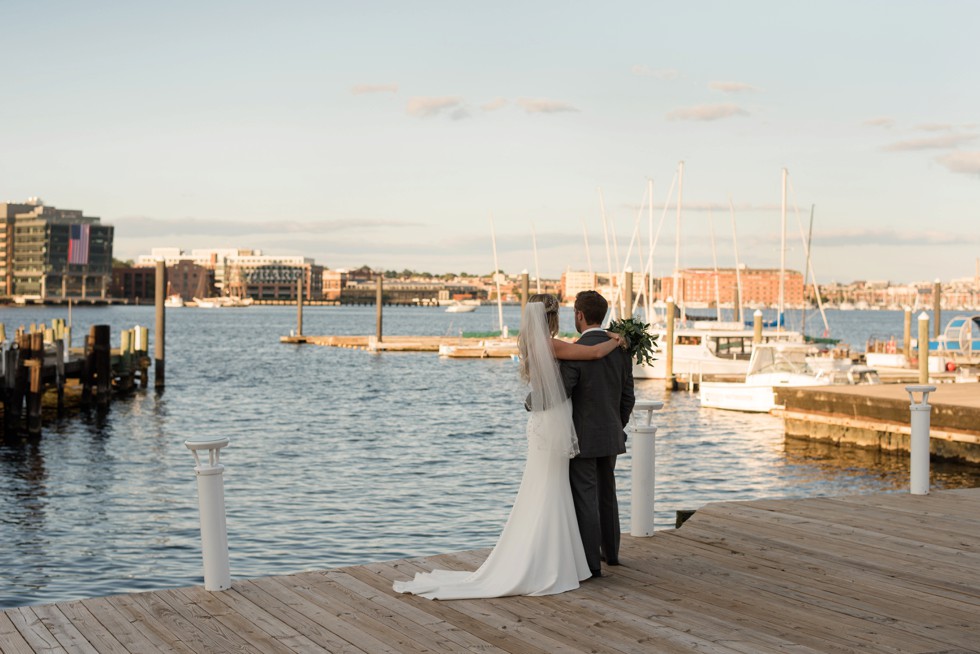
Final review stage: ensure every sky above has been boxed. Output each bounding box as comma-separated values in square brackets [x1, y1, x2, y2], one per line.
[1, 1, 978, 284]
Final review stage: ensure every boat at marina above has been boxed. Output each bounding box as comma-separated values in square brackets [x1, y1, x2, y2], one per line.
[632, 321, 803, 380]
[445, 301, 478, 313]
[191, 295, 254, 308]
[164, 294, 185, 308]
[699, 342, 879, 413]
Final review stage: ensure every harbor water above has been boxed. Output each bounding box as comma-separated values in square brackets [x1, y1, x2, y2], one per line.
[2, 304, 978, 609]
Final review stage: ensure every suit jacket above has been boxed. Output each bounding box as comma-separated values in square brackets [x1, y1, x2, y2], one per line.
[560, 331, 635, 458]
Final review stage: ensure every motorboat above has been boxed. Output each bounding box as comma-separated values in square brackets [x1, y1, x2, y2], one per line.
[164, 294, 185, 308]
[632, 321, 803, 380]
[445, 302, 477, 313]
[699, 342, 879, 413]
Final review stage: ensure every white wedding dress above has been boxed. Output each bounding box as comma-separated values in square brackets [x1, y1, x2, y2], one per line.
[392, 304, 591, 599]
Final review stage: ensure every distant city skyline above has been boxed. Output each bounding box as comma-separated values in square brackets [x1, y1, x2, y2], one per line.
[2, 1, 977, 285]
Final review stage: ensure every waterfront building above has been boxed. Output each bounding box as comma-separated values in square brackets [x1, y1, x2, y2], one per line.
[136, 248, 322, 300]
[660, 267, 804, 309]
[0, 198, 114, 300]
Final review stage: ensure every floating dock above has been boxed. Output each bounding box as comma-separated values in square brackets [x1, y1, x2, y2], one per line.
[776, 383, 980, 463]
[281, 335, 519, 358]
[4, 488, 979, 652]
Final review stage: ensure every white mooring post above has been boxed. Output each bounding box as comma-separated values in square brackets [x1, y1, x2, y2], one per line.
[630, 400, 665, 537]
[905, 385, 936, 495]
[185, 437, 231, 590]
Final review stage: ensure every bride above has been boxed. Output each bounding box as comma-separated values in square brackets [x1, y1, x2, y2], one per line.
[392, 294, 623, 599]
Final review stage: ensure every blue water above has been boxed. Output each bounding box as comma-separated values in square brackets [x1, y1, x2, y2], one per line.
[1, 304, 977, 609]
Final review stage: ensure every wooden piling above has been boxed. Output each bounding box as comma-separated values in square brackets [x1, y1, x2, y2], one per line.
[26, 332, 43, 436]
[665, 297, 676, 391]
[903, 306, 912, 361]
[623, 270, 634, 318]
[376, 275, 383, 343]
[92, 325, 112, 407]
[155, 259, 165, 389]
[118, 329, 133, 393]
[296, 275, 304, 337]
[520, 271, 529, 322]
[753, 309, 763, 343]
[933, 279, 942, 338]
[55, 340, 66, 416]
[81, 333, 93, 407]
[918, 312, 930, 384]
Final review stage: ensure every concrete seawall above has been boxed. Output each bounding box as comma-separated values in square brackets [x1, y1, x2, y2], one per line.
[775, 383, 980, 464]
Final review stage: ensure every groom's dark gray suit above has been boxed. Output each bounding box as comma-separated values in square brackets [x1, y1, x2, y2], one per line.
[560, 329, 635, 576]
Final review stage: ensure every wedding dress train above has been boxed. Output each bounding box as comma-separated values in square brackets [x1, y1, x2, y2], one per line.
[393, 302, 591, 599]
[392, 406, 591, 599]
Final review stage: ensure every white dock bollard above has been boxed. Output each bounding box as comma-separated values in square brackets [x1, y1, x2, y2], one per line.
[906, 385, 936, 495]
[185, 438, 231, 591]
[630, 400, 664, 537]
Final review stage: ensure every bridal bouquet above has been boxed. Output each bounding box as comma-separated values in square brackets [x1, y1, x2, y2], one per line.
[607, 317, 657, 367]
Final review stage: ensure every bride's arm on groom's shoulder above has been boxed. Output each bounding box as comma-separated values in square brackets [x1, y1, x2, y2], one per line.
[550, 334, 622, 361]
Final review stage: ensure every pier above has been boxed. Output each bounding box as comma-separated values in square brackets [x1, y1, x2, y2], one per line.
[776, 383, 980, 463]
[281, 334, 519, 357]
[3, 488, 979, 652]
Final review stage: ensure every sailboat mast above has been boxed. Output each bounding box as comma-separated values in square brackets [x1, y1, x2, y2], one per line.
[779, 168, 787, 331]
[729, 196, 744, 324]
[490, 215, 504, 333]
[647, 179, 653, 322]
[674, 161, 684, 321]
[599, 188, 615, 319]
[709, 209, 721, 321]
[582, 217, 594, 279]
[531, 222, 542, 293]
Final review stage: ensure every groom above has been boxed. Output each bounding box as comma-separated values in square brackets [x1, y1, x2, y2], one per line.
[560, 290, 635, 578]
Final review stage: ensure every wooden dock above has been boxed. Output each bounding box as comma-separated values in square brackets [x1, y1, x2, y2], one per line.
[4, 488, 980, 653]
[776, 382, 980, 463]
[280, 335, 519, 357]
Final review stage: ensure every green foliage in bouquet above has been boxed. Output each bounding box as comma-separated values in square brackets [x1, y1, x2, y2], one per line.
[608, 317, 657, 367]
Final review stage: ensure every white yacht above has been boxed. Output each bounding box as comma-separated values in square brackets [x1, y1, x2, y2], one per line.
[699, 342, 879, 413]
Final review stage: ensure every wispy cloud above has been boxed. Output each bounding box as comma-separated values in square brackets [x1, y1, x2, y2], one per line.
[913, 123, 954, 132]
[406, 96, 464, 118]
[813, 227, 977, 247]
[936, 151, 980, 176]
[864, 116, 895, 128]
[881, 133, 978, 151]
[631, 65, 679, 80]
[516, 98, 579, 114]
[112, 216, 420, 238]
[481, 98, 508, 112]
[666, 103, 748, 121]
[709, 81, 759, 94]
[351, 84, 398, 95]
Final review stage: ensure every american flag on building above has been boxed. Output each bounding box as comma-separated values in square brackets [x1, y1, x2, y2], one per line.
[68, 224, 90, 265]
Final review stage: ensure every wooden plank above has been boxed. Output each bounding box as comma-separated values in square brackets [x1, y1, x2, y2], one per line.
[346, 563, 557, 654]
[642, 531, 980, 652]
[447, 549, 743, 654]
[5, 607, 66, 653]
[322, 570, 507, 653]
[747, 496, 980, 552]
[372, 559, 579, 654]
[28, 605, 101, 654]
[693, 502, 980, 596]
[149, 588, 267, 653]
[51, 601, 129, 654]
[0, 611, 35, 654]
[73, 597, 169, 654]
[233, 578, 367, 653]
[274, 571, 458, 653]
[172, 585, 313, 653]
[103, 594, 198, 654]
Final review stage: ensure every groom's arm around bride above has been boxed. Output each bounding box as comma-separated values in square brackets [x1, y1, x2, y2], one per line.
[560, 290, 636, 578]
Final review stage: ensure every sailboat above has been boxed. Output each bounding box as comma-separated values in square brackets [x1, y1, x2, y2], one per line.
[632, 165, 805, 380]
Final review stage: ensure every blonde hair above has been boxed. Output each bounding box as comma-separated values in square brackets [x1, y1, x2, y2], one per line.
[519, 294, 560, 383]
[527, 293, 559, 336]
